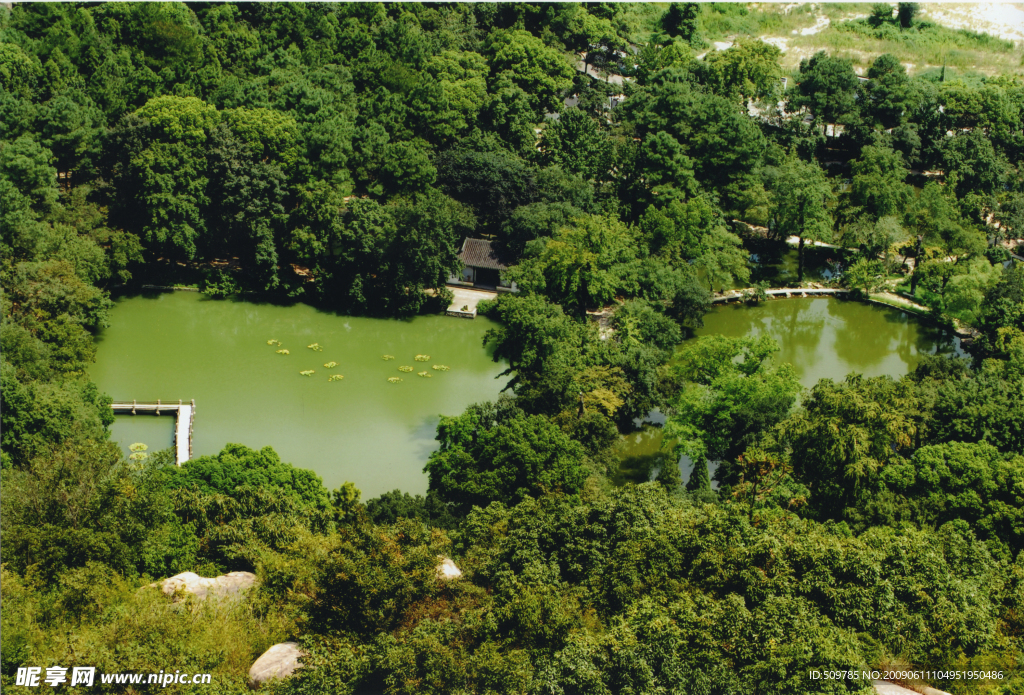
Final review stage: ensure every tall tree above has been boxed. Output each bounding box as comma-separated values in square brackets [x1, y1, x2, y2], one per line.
[509, 214, 640, 316]
[662, 3, 702, 47]
[205, 123, 287, 290]
[767, 157, 834, 283]
[621, 70, 765, 206]
[897, 2, 919, 28]
[106, 96, 218, 260]
[864, 54, 916, 129]
[699, 39, 783, 103]
[541, 109, 612, 182]
[666, 334, 801, 484]
[847, 145, 913, 222]
[781, 375, 918, 518]
[485, 29, 575, 119]
[438, 147, 538, 234]
[789, 51, 861, 125]
[425, 399, 589, 514]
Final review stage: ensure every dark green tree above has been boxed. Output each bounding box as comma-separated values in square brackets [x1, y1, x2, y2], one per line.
[438, 147, 537, 234]
[847, 145, 913, 222]
[897, 3, 919, 28]
[789, 51, 861, 125]
[541, 109, 612, 182]
[864, 54, 915, 129]
[781, 375, 918, 518]
[106, 96, 219, 260]
[167, 443, 330, 509]
[425, 398, 589, 513]
[767, 157, 834, 283]
[666, 334, 802, 467]
[662, 3, 702, 47]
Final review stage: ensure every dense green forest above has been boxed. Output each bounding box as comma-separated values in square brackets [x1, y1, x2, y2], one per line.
[2, 2, 1024, 693]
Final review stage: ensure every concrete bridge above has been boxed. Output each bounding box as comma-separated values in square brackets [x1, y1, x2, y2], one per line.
[712, 287, 852, 303]
[111, 399, 195, 465]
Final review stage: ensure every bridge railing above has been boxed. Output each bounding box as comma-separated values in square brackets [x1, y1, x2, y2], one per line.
[111, 399, 186, 413]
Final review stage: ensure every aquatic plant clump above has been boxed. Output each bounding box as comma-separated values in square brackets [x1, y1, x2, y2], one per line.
[129, 443, 148, 452]
[414, 355, 430, 361]
[276, 349, 290, 355]
[418, 371, 431, 377]
[324, 361, 338, 369]
[398, 366, 413, 372]
[387, 377, 402, 383]
[328, 374, 344, 382]
[300, 370, 315, 376]
[432, 365, 450, 371]
[307, 343, 323, 351]
[381, 355, 395, 360]
[267, 339, 281, 346]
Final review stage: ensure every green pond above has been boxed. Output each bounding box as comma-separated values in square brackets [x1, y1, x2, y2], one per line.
[92, 291, 964, 498]
[90, 291, 507, 498]
[615, 297, 964, 485]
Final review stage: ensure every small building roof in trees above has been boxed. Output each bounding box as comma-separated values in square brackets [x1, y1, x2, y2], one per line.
[459, 238, 508, 270]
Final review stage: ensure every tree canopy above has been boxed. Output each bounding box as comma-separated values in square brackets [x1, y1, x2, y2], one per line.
[3, 3, 1024, 693]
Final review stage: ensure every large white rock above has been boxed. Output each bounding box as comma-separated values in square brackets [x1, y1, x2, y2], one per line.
[249, 642, 304, 687]
[437, 556, 462, 580]
[159, 571, 256, 602]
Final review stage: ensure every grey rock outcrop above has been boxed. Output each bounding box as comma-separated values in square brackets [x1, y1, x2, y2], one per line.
[158, 571, 256, 602]
[249, 642, 304, 688]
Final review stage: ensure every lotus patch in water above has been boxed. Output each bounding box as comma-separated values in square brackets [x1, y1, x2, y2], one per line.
[418, 371, 431, 377]
[267, 339, 281, 346]
[324, 361, 338, 369]
[328, 374, 344, 382]
[414, 354, 430, 362]
[387, 377, 402, 383]
[300, 370, 315, 376]
[276, 349, 290, 355]
[307, 343, 323, 351]
[432, 365, 450, 371]
[398, 365, 413, 372]
[382, 355, 395, 360]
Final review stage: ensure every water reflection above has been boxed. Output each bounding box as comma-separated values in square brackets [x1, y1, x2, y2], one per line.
[616, 297, 962, 485]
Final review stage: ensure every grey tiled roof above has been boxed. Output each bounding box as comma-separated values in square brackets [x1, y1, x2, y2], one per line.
[459, 238, 508, 270]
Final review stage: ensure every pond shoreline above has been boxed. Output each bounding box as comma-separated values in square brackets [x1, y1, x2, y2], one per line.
[711, 286, 977, 342]
[92, 291, 508, 497]
[615, 294, 966, 486]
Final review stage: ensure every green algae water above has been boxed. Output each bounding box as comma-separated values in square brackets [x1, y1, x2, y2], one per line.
[695, 297, 963, 387]
[616, 297, 963, 484]
[91, 291, 507, 498]
[93, 292, 962, 496]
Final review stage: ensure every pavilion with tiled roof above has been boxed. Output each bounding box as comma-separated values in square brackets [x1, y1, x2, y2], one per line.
[448, 238, 517, 292]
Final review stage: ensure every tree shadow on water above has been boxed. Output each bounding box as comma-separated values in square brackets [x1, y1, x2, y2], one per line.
[612, 450, 675, 486]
